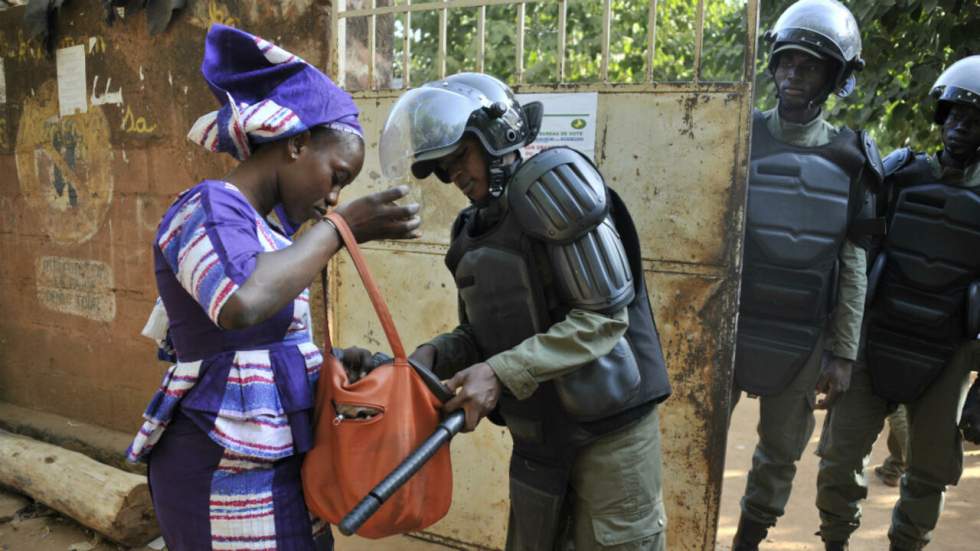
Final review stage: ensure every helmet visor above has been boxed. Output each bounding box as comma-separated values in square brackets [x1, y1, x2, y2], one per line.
[933, 56, 980, 98]
[379, 87, 484, 180]
[770, 0, 861, 62]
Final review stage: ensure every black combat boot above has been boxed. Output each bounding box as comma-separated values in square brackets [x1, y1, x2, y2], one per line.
[732, 516, 769, 551]
[824, 541, 848, 551]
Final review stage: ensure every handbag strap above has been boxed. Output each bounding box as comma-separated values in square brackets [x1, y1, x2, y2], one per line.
[324, 212, 407, 360]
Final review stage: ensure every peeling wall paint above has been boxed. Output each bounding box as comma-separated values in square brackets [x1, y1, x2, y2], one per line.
[35, 256, 116, 322]
[0, 1, 331, 432]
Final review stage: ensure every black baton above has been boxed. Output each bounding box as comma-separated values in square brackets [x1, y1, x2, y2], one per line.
[338, 409, 466, 536]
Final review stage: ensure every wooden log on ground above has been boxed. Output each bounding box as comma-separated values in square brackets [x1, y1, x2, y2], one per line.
[0, 401, 145, 475]
[0, 429, 158, 546]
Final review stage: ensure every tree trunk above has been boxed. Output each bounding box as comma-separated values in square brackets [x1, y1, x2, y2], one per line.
[0, 429, 158, 546]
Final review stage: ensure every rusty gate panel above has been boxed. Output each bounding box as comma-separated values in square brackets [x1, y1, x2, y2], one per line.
[598, 92, 747, 267]
[595, 90, 749, 549]
[329, 1, 759, 549]
[647, 271, 739, 547]
[332, 89, 752, 551]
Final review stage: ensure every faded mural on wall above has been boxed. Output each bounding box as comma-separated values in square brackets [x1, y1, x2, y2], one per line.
[0, 0, 330, 428]
[16, 81, 115, 245]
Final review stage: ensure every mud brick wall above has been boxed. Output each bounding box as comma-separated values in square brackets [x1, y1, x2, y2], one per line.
[0, 1, 331, 433]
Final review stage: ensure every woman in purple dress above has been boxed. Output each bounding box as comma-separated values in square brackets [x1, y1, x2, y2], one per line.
[127, 25, 420, 550]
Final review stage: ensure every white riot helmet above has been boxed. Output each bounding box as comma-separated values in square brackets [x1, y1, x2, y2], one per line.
[379, 73, 542, 196]
[930, 55, 980, 124]
[765, 0, 865, 99]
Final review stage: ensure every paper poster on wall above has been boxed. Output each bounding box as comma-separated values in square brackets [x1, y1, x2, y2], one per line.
[56, 45, 88, 117]
[515, 92, 599, 162]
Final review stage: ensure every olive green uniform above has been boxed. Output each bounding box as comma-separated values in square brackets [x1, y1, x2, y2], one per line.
[430, 293, 666, 550]
[877, 405, 910, 481]
[732, 108, 868, 527]
[816, 155, 980, 548]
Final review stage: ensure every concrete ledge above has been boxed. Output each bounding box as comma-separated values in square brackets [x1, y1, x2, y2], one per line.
[0, 402, 143, 475]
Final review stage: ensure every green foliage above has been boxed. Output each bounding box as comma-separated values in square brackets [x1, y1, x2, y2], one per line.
[388, 0, 979, 152]
[392, 1, 747, 85]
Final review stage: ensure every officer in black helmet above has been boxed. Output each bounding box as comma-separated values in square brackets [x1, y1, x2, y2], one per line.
[815, 55, 980, 551]
[729, 1, 884, 549]
[380, 72, 672, 550]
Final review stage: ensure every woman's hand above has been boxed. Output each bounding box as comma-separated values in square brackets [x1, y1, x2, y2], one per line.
[332, 185, 422, 243]
[220, 186, 419, 330]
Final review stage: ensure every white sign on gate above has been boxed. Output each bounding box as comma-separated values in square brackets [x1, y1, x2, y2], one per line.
[516, 92, 599, 162]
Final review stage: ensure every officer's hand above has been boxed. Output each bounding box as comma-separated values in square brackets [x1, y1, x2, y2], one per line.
[337, 346, 375, 383]
[815, 355, 853, 410]
[443, 362, 502, 432]
[959, 379, 980, 445]
[409, 344, 437, 370]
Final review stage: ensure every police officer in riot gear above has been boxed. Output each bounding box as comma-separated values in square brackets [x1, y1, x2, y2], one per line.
[816, 55, 980, 551]
[730, 1, 883, 549]
[380, 72, 672, 550]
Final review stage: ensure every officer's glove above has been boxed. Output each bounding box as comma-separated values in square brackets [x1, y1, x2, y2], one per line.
[959, 378, 980, 445]
[815, 354, 854, 410]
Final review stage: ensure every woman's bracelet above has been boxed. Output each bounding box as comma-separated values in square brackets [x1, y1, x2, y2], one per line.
[320, 215, 343, 246]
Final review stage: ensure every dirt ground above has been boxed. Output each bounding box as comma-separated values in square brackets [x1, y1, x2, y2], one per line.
[718, 396, 980, 550]
[1, 398, 977, 551]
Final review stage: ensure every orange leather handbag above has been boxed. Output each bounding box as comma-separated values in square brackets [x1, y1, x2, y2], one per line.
[302, 212, 454, 539]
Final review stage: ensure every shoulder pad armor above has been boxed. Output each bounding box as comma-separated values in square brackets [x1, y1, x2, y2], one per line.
[882, 147, 914, 178]
[548, 217, 635, 314]
[508, 147, 608, 242]
[860, 131, 885, 186]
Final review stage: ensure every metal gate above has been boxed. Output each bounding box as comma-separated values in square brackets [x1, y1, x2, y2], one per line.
[326, 1, 759, 549]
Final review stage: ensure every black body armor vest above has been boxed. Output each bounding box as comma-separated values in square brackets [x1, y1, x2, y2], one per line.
[444, 179, 670, 464]
[866, 153, 980, 402]
[735, 110, 868, 395]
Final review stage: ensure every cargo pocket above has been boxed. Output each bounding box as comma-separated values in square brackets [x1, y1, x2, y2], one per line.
[507, 476, 566, 551]
[506, 453, 571, 551]
[590, 498, 666, 549]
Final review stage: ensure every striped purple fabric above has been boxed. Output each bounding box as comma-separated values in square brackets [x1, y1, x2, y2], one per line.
[126, 361, 203, 462]
[128, 182, 323, 463]
[187, 25, 361, 161]
[157, 186, 240, 324]
[209, 451, 278, 550]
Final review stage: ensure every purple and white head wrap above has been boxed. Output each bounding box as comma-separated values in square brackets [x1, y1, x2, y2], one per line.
[188, 24, 363, 161]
